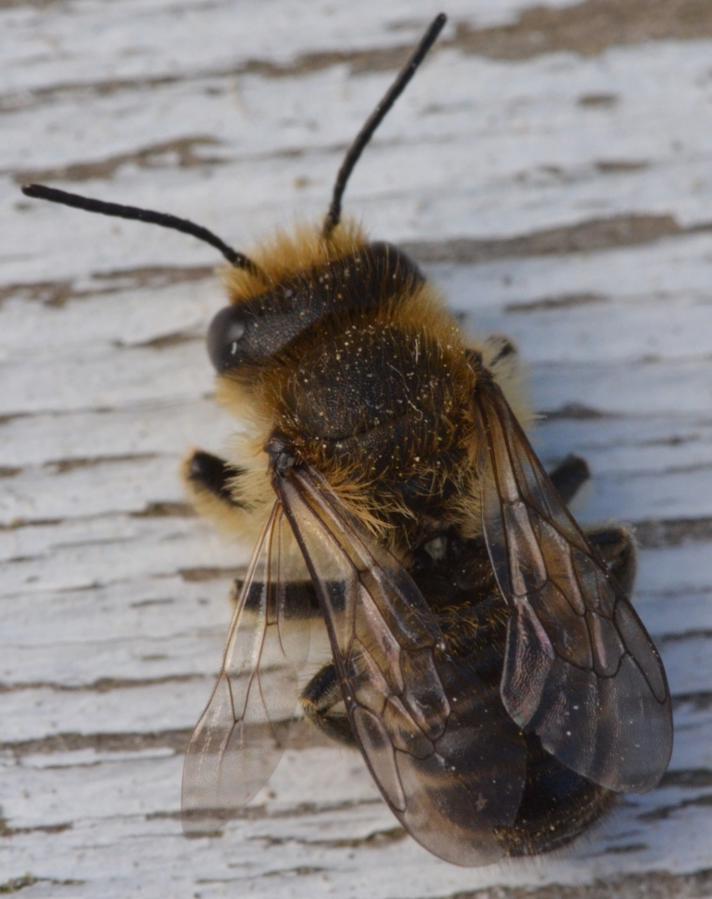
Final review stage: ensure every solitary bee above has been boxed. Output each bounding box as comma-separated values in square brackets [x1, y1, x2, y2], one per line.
[23, 13, 672, 866]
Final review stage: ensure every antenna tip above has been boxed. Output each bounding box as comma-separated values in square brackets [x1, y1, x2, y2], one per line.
[428, 12, 447, 43]
[430, 12, 447, 34]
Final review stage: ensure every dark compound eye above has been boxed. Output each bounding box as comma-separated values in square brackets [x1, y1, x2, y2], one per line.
[207, 305, 248, 373]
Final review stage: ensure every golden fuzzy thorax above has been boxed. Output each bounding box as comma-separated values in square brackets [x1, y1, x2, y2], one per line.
[189, 220, 530, 554]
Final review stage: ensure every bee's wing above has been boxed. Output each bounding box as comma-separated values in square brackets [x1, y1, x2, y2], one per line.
[182, 502, 310, 834]
[474, 378, 673, 792]
[276, 466, 526, 867]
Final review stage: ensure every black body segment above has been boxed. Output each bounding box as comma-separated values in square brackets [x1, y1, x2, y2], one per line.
[279, 321, 464, 483]
[296, 476, 638, 856]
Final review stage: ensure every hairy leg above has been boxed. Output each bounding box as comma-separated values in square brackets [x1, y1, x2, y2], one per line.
[549, 453, 590, 505]
[182, 448, 260, 536]
[587, 525, 637, 597]
[300, 663, 356, 746]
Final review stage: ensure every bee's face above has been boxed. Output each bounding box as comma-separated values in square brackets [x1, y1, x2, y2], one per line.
[206, 235, 425, 378]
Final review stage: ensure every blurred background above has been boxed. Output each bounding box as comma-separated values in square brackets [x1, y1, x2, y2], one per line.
[1, 1, 711, 896]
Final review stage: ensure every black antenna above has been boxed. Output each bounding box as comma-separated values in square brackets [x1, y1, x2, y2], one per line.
[322, 12, 447, 238]
[21, 183, 262, 276]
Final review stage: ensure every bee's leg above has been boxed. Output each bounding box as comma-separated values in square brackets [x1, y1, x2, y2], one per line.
[184, 450, 243, 504]
[548, 456, 636, 593]
[547, 458, 636, 591]
[182, 449, 253, 532]
[300, 663, 356, 747]
[465, 336, 518, 372]
[587, 525, 637, 597]
[548, 454, 590, 505]
[484, 334, 518, 368]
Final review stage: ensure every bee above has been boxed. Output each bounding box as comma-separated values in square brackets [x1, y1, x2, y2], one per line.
[22, 13, 672, 866]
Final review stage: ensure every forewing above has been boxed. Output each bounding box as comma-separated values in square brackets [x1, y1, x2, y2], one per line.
[182, 502, 310, 834]
[276, 466, 526, 866]
[474, 379, 673, 792]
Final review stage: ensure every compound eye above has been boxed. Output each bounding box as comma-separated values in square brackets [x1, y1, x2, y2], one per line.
[207, 305, 248, 373]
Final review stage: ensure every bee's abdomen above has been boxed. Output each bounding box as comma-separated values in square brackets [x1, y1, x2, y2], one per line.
[418, 544, 616, 857]
[498, 733, 616, 856]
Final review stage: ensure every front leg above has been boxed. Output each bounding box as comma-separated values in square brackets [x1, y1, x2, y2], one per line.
[182, 448, 258, 536]
[185, 450, 245, 505]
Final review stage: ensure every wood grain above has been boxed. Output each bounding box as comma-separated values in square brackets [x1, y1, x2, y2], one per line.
[2, 1, 711, 896]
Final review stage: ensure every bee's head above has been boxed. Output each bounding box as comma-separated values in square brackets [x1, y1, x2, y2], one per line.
[206, 223, 424, 376]
[206, 220, 362, 374]
[20, 14, 446, 378]
[203, 9, 446, 376]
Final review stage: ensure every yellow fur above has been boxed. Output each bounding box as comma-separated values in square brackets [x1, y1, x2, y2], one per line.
[181, 446, 272, 545]
[223, 221, 366, 304]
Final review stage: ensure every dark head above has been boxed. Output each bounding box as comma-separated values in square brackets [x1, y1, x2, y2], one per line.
[20, 14, 446, 377]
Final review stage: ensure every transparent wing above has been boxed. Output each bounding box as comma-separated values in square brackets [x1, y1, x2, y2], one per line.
[276, 465, 526, 866]
[182, 502, 310, 834]
[474, 378, 673, 792]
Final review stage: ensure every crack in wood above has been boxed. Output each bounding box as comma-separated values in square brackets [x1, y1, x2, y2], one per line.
[254, 824, 407, 850]
[638, 794, 712, 823]
[0, 875, 84, 895]
[0, 265, 212, 310]
[505, 292, 606, 314]
[404, 215, 712, 265]
[541, 403, 611, 420]
[0, 727, 191, 758]
[0, 818, 73, 839]
[578, 93, 619, 108]
[0, 673, 205, 695]
[130, 501, 194, 518]
[594, 160, 650, 174]
[658, 628, 712, 645]
[453, 0, 712, 61]
[672, 691, 712, 711]
[660, 769, 712, 789]
[144, 797, 376, 826]
[12, 136, 224, 185]
[177, 566, 238, 582]
[633, 516, 712, 549]
[44, 453, 160, 474]
[0, 718, 339, 760]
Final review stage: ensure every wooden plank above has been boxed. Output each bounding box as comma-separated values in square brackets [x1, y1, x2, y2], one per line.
[1, 1, 711, 896]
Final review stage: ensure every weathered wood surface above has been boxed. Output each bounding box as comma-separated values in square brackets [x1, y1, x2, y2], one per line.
[2, 0, 712, 896]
